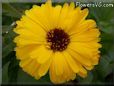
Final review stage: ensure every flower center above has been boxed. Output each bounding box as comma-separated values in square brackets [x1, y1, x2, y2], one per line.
[46, 28, 70, 52]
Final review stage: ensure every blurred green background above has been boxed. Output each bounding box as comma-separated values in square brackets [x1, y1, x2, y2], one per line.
[2, 1, 114, 85]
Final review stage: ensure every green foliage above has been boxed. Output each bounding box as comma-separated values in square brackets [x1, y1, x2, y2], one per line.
[2, 3, 22, 18]
[2, 2, 114, 85]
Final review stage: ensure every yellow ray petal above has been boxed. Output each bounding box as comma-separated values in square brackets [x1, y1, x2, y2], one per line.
[25, 5, 52, 31]
[57, 3, 69, 29]
[22, 60, 38, 76]
[33, 64, 41, 79]
[49, 60, 66, 84]
[70, 28, 100, 42]
[84, 65, 94, 70]
[52, 52, 65, 76]
[63, 51, 79, 73]
[91, 54, 100, 65]
[79, 8, 89, 23]
[16, 15, 47, 34]
[14, 28, 46, 43]
[58, 3, 79, 32]
[38, 58, 52, 77]
[19, 58, 32, 68]
[76, 62, 87, 78]
[70, 42, 101, 50]
[50, 5, 62, 28]
[14, 36, 45, 46]
[67, 48, 92, 66]
[69, 2, 75, 10]
[62, 57, 76, 81]
[69, 19, 96, 35]
[15, 45, 37, 60]
[68, 42, 93, 58]
[30, 45, 53, 64]
[31, 61, 41, 77]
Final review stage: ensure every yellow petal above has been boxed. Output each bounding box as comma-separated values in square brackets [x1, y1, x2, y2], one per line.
[14, 36, 45, 47]
[33, 64, 41, 79]
[58, 3, 79, 32]
[84, 65, 94, 70]
[41, 2, 54, 30]
[68, 42, 93, 58]
[15, 45, 37, 60]
[79, 8, 89, 23]
[70, 42, 101, 50]
[67, 48, 92, 66]
[78, 71, 87, 78]
[52, 52, 65, 76]
[77, 62, 87, 78]
[91, 54, 100, 65]
[57, 3, 69, 29]
[31, 61, 41, 78]
[16, 15, 46, 34]
[70, 28, 100, 42]
[38, 58, 52, 77]
[49, 52, 76, 83]
[30, 45, 53, 64]
[22, 60, 38, 76]
[69, 19, 96, 35]
[62, 58, 76, 81]
[19, 58, 32, 68]
[50, 5, 62, 28]
[63, 51, 79, 73]
[25, 5, 52, 31]
[49, 60, 66, 84]
[69, 2, 75, 10]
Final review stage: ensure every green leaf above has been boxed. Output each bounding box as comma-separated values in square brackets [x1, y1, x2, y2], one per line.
[89, 7, 114, 22]
[95, 54, 113, 79]
[8, 56, 19, 83]
[2, 26, 12, 34]
[2, 43, 15, 59]
[89, 7, 114, 34]
[77, 72, 93, 84]
[17, 69, 51, 84]
[2, 3, 22, 18]
[100, 32, 114, 55]
[2, 62, 9, 84]
[2, 26, 16, 58]
[2, 51, 15, 67]
[98, 21, 114, 34]
[9, 3, 32, 13]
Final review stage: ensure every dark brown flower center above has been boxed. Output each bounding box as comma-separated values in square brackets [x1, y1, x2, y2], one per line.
[46, 28, 70, 52]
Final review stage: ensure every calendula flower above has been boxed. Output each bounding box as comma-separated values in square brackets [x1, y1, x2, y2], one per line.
[14, 0, 101, 84]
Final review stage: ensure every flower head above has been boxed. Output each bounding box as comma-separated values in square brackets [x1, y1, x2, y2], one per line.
[14, 0, 101, 84]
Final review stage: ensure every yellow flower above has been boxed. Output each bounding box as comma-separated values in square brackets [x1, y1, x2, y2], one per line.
[14, 0, 101, 84]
